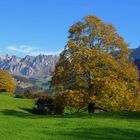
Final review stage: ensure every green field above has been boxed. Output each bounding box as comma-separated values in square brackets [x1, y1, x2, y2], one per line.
[0, 95, 140, 140]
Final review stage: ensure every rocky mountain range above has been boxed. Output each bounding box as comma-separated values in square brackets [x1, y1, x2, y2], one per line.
[0, 46, 140, 81]
[0, 54, 59, 79]
[0, 47, 140, 94]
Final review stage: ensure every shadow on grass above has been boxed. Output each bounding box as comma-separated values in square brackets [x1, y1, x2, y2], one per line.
[0, 108, 91, 119]
[43, 127, 140, 140]
[1, 108, 140, 120]
[94, 111, 140, 120]
[18, 107, 34, 114]
[1, 109, 33, 117]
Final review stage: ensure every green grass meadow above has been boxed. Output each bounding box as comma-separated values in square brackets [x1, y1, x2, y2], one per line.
[0, 95, 140, 140]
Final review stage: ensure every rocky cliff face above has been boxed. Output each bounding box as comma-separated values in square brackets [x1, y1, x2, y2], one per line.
[131, 46, 140, 71]
[131, 46, 140, 60]
[0, 54, 59, 79]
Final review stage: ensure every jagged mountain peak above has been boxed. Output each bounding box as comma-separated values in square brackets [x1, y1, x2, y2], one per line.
[0, 54, 12, 59]
[0, 54, 59, 79]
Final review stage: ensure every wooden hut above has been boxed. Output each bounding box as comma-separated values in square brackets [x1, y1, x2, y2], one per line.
[33, 93, 55, 115]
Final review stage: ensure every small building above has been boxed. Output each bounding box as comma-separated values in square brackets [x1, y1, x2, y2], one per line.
[33, 93, 55, 115]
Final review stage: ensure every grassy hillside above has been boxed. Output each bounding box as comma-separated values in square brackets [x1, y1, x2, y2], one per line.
[0, 95, 140, 140]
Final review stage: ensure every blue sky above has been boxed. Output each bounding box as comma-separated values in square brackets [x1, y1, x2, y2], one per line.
[0, 0, 140, 57]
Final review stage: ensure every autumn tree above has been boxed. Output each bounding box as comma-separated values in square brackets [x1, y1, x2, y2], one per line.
[0, 70, 16, 95]
[51, 15, 140, 112]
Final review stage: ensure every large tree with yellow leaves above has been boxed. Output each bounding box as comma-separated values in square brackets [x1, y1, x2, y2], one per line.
[51, 15, 140, 111]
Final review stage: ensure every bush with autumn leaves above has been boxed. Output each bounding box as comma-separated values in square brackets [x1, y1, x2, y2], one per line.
[0, 70, 16, 95]
[51, 15, 140, 112]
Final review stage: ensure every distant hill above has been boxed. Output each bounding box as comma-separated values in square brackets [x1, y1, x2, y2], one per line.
[13, 75, 43, 94]
[131, 46, 140, 71]
[0, 54, 59, 94]
[131, 46, 140, 60]
[0, 54, 59, 79]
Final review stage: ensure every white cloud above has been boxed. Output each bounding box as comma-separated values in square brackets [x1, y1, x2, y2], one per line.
[6, 45, 63, 56]
[7, 45, 33, 53]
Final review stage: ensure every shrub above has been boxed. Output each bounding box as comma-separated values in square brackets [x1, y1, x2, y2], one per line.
[33, 93, 52, 99]
[0, 70, 16, 95]
[23, 92, 33, 99]
[63, 90, 88, 113]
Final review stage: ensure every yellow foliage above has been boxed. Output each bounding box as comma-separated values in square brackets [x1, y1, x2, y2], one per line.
[0, 70, 16, 95]
[51, 15, 140, 111]
[63, 89, 88, 112]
